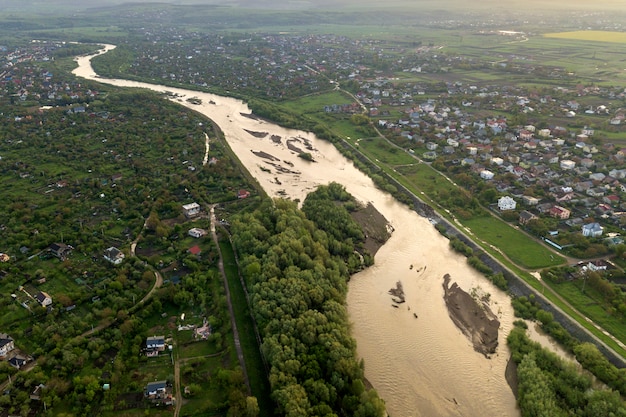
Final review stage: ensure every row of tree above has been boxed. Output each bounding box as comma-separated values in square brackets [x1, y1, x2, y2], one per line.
[508, 321, 626, 417]
[231, 188, 385, 417]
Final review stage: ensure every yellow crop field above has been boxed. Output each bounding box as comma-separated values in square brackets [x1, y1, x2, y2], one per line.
[544, 30, 626, 43]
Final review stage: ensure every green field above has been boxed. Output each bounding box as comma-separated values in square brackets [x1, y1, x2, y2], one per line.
[462, 216, 564, 269]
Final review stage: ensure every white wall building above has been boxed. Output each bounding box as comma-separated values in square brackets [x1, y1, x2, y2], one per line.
[498, 196, 517, 211]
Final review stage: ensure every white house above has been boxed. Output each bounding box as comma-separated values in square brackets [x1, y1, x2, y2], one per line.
[480, 170, 494, 180]
[0, 334, 15, 358]
[35, 291, 52, 307]
[104, 247, 125, 265]
[582, 222, 603, 237]
[188, 228, 208, 238]
[498, 196, 517, 211]
[560, 160, 576, 170]
[182, 202, 201, 218]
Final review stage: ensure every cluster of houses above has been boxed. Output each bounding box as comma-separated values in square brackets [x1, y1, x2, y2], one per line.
[1, 41, 103, 106]
[0, 333, 31, 370]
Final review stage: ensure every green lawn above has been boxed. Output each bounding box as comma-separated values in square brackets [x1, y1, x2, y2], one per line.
[462, 216, 565, 269]
[546, 279, 626, 345]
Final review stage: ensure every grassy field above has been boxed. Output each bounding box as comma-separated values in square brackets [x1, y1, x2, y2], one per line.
[462, 216, 564, 269]
[545, 279, 626, 347]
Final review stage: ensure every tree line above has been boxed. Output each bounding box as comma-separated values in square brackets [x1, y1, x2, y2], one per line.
[231, 185, 385, 417]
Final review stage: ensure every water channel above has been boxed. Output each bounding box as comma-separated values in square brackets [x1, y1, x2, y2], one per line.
[73, 45, 520, 417]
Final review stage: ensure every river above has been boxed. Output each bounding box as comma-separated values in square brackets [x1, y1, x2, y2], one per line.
[73, 45, 520, 417]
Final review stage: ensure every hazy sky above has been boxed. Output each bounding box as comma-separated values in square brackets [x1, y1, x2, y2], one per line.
[6, 0, 626, 12]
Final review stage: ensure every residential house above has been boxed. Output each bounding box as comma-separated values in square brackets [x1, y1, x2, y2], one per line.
[560, 160, 575, 170]
[587, 187, 605, 198]
[35, 291, 52, 307]
[145, 336, 166, 356]
[8, 355, 28, 370]
[49, 242, 72, 260]
[604, 195, 620, 206]
[480, 170, 494, 180]
[549, 205, 571, 220]
[587, 259, 608, 272]
[182, 202, 201, 218]
[145, 380, 168, 399]
[188, 228, 207, 238]
[519, 210, 538, 225]
[102, 247, 123, 265]
[237, 189, 251, 199]
[582, 222, 603, 237]
[522, 195, 540, 206]
[0, 334, 15, 358]
[498, 196, 517, 211]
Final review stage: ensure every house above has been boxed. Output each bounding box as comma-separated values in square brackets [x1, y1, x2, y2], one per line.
[480, 170, 494, 180]
[103, 247, 125, 265]
[0, 334, 15, 358]
[145, 380, 167, 398]
[49, 242, 72, 260]
[560, 160, 576, 170]
[519, 210, 538, 225]
[146, 336, 166, 355]
[188, 228, 207, 238]
[182, 202, 201, 218]
[35, 291, 52, 307]
[188, 245, 201, 256]
[522, 195, 540, 206]
[582, 222, 603, 237]
[498, 196, 517, 211]
[549, 205, 571, 220]
[237, 189, 251, 199]
[8, 355, 28, 370]
[587, 260, 608, 271]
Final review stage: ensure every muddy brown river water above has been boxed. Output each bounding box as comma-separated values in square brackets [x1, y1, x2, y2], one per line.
[74, 45, 521, 416]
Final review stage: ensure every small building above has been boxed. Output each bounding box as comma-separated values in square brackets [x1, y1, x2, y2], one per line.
[103, 247, 125, 265]
[587, 260, 608, 272]
[237, 189, 251, 199]
[188, 228, 207, 238]
[146, 335, 165, 351]
[49, 242, 72, 260]
[498, 196, 517, 211]
[8, 355, 28, 370]
[582, 222, 603, 238]
[519, 210, 538, 225]
[560, 160, 576, 170]
[0, 334, 15, 358]
[480, 170, 494, 180]
[145, 336, 166, 356]
[522, 195, 540, 206]
[35, 291, 52, 307]
[549, 205, 571, 220]
[188, 245, 201, 256]
[182, 202, 201, 218]
[145, 380, 167, 398]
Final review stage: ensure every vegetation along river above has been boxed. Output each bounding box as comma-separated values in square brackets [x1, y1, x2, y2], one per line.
[74, 44, 520, 417]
